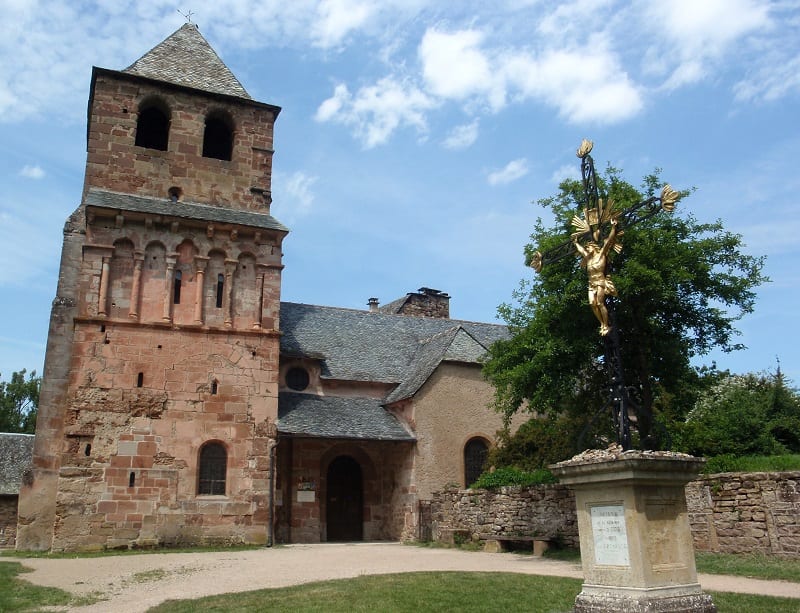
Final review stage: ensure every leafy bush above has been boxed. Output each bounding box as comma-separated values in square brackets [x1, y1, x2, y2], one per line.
[703, 453, 800, 474]
[488, 413, 595, 471]
[679, 372, 800, 457]
[469, 466, 557, 489]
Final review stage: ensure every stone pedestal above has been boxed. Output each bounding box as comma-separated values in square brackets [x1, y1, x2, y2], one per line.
[551, 448, 716, 613]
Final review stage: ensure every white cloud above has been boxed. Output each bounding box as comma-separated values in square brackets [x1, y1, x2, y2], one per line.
[277, 171, 318, 217]
[311, 0, 374, 48]
[315, 77, 437, 148]
[419, 28, 500, 106]
[550, 163, 580, 184]
[642, 0, 770, 90]
[488, 158, 529, 186]
[442, 120, 479, 150]
[415, 25, 642, 125]
[20, 165, 45, 179]
[506, 38, 643, 124]
[315, 84, 349, 122]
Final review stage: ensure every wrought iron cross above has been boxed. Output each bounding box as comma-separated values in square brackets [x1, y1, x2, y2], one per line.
[530, 140, 680, 449]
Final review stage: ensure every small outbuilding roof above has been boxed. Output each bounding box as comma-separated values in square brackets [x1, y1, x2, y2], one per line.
[278, 393, 415, 441]
[0, 433, 34, 495]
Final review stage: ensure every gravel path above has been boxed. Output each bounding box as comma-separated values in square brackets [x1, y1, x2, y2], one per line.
[11, 543, 800, 612]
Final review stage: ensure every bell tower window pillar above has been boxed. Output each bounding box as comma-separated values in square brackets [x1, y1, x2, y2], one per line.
[194, 256, 209, 324]
[129, 251, 144, 320]
[98, 255, 111, 317]
[223, 259, 237, 327]
[163, 255, 177, 322]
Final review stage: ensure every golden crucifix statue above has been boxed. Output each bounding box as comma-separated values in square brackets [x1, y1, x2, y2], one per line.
[529, 139, 680, 337]
[572, 216, 619, 335]
[571, 139, 680, 336]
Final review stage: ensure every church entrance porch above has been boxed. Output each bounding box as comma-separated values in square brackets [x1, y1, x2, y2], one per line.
[275, 438, 415, 543]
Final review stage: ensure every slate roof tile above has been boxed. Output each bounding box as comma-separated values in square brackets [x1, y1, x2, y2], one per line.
[124, 23, 251, 99]
[384, 326, 490, 404]
[85, 189, 288, 233]
[278, 393, 415, 441]
[279, 302, 508, 387]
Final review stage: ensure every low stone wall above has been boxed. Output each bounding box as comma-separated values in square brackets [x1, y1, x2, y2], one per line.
[430, 484, 579, 548]
[430, 471, 800, 556]
[687, 471, 800, 556]
[0, 495, 18, 548]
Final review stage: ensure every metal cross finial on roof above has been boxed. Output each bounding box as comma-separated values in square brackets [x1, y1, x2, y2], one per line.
[529, 140, 682, 450]
[178, 9, 195, 24]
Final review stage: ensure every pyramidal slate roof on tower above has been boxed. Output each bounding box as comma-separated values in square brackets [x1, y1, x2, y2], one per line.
[124, 22, 251, 99]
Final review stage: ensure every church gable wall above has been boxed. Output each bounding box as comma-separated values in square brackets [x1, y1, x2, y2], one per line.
[409, 362, 505, 500]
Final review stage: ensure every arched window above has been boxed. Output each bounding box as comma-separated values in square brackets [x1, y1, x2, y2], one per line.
[202, 112, 233, 160]
[198, 442, 227, 495]
[135, 100, 170, 150]
[464, 438, 489, 487]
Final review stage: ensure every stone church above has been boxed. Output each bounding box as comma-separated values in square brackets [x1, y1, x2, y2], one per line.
[15, 23, 512, 551]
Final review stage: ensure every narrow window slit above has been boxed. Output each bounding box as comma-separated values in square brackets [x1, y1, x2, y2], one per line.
[129, 472, 136, 487]
[216, 274, 224, 308]
[84, 444, 92, 457]
[174, 270, 182, 304]
[137, 372, 144, 387]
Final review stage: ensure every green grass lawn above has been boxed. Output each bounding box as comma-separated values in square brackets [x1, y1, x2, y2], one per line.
[0, 561, 96, 611]
[3, 560, 800, 613]
[145, 572, 800, 613]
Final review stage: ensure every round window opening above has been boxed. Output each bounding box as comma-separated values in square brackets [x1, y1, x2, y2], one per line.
[286, 367, 310, 391]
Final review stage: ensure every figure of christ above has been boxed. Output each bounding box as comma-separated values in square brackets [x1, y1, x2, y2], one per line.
[572, 218, 618, 336]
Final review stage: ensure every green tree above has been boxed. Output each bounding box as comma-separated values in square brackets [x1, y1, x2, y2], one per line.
[483, 168, 767, 453]
[0, 369, 41, 433]
[679, 370, 800, 457]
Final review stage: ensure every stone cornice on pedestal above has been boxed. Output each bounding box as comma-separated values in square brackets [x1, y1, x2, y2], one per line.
[552, 447, 706, 487]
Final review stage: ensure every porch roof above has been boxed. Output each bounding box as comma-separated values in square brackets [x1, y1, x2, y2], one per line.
[277, 393, 415, 441]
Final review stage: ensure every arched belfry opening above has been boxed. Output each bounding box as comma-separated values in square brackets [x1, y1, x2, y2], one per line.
[202, 111, 234, 160]
[135, 98, 170, 151]
[326, 455, 363, 542]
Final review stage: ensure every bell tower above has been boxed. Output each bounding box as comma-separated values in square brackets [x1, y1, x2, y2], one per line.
[17, 23, 288, 551]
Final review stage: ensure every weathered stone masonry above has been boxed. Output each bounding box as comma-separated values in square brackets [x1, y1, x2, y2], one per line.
[686, 471, 800, 556]
[430, 471, 800, 556]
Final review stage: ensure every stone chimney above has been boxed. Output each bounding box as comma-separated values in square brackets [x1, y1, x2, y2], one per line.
[398, 288, 450, 318]
[367, 297, 379, 312]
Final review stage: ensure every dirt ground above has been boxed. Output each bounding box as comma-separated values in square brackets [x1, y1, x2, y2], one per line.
[9, 543, 800, 612]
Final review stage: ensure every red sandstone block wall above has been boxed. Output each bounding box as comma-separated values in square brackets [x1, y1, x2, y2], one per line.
[84, 76, 276, 211]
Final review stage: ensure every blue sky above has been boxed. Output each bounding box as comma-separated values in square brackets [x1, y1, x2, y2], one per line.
[0, 0, 798, 384]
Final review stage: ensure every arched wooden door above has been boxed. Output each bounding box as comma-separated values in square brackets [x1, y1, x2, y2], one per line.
[326, 456, 363, 542]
